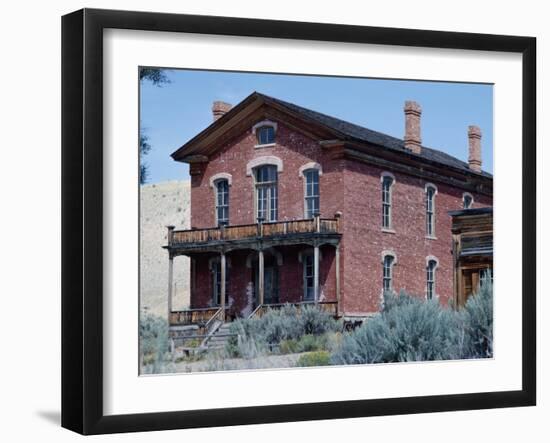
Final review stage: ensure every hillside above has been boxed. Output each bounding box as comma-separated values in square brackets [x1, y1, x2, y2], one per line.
[140, 180, 191, 318]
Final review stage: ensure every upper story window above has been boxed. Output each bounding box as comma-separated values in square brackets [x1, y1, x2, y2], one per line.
[463, 193, 474, 209]
[252, 120, 278, 147]
[426, 259, 438, 300]
[215, 179, 229, 226]
[383, 254, 395, 293]
[304, 169, 320, 218]
[425, 184, 437, 237]
[381, 174, 394, 229]
[255, 165, 278, 222]
[257, 126, 275, 145]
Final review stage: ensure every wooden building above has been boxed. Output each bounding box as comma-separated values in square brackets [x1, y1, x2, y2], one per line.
[449, 207, 493, 307]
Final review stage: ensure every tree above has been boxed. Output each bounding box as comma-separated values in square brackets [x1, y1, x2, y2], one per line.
[139, 68, 170, 184]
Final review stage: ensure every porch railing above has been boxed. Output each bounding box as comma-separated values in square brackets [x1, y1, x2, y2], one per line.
[170, 216, 339, 246]
[169, 307, 222, 326]
[248, 301, 339, 319]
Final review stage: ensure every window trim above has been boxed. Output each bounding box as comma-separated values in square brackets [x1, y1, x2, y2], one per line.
[213, 178, 230, 226]
[425, 183, 438, 238]
[462, 192, 474, 209]
[381, 172, 396, 230]
[381, 250, 397, 293]
[302, 167, 321, 218]
[426, 256, 439, 300]
[253, 164, 278, 222]
[252, 120, 278, 148]
[299, 249, 323, 301]
[246, 156, 283, 176]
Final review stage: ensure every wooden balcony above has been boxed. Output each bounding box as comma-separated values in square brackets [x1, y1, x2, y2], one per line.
[167, 216, 341, 254]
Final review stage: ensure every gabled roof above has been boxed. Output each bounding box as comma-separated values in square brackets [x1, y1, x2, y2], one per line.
[172, 92, 492, 179]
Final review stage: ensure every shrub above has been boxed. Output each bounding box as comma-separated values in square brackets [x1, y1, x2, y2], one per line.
[139, 314, 170, 372]
[296, 351, 331, 367]
[332, 288, 492, 365]
[226, 304, 342, 357]
[462, 281, 493, 358]
[298, 304, 341, 335]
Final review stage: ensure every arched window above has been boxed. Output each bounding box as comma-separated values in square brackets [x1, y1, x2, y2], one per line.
[425, 184, 437, 237]
[381, 174, 394, 229]
[463, 193, 474, 209]
[215, 179, 229, 226]
[426, 259, 438, 299]
[255, 165, 278, 222]
[383, 254, 395, 292]
[304, 169, 320, 218]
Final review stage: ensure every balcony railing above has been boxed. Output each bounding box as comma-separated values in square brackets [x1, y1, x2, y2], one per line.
[169, 216, 340, 246]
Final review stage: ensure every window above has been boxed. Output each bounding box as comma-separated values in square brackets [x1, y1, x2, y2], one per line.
[480, 268, 493, 288]
[426, 259, 437, 299]
[382, 175, 393, 228]
[304, 169, 320, 218]
[255, 165, 278, 222]
[463, 193, 474, 209]
[256, 125, 275, 145]
[215, 179, 229, 226]
[303, 254, 315, 301]
[383, 255, 395, 292]
[212, 261, 229, 306]
[426, 185, 436, 237]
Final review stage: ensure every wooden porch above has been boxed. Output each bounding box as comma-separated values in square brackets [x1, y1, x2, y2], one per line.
[164, 216, 342, 325]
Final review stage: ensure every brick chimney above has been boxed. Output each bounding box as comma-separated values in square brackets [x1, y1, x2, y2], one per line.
[467, 125, 482, 172]
[212, 101, 232, 121]
[404, 101, 422, 154]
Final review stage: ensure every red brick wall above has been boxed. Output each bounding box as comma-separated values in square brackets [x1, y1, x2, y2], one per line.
[341, 160, 492, 315]
[188, 119, 492, 316]
[190, 123, 344, 227]
[191, 245, 337, 312]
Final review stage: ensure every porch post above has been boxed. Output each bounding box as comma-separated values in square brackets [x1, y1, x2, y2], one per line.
[167, 253, 174, 323]
[335, 244, 341, 316]
[166, 225, 175, 325]
[220, 251, 226, 321]
[258, 249, 265, 305]
[314, 244, 320, 303]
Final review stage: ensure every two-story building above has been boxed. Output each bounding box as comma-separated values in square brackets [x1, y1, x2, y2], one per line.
[164, 92, 492, 332]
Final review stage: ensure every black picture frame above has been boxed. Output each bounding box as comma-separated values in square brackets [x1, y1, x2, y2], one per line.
[61, 8, 536, 435]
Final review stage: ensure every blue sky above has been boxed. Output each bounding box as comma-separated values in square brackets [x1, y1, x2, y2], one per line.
[140, 69, 493, 184]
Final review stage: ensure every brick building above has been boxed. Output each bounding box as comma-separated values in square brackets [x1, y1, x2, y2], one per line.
[165, 92, 492, 329]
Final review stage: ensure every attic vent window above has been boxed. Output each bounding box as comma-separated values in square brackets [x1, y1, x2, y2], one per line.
[252, 120, 278, 147]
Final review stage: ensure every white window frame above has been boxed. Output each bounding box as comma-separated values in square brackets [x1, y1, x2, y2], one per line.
[254, 164, 278, 222]
[213, 178, 230, 226]
[425, 183, 438, 238]
[426, 256, 439, 300]
[302, 168, 321, 218]
[381, 251, 397, 293]
[381, 172, 395, 231]
[252, 120, 278, 148]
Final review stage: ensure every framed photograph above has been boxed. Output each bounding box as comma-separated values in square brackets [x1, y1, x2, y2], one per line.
[62, 8, 536, 435]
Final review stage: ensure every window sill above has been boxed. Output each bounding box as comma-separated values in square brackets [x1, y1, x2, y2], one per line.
[425, 235, 437, 240]
[254, 143, 276, 149]
[381, 228, 396, 234]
